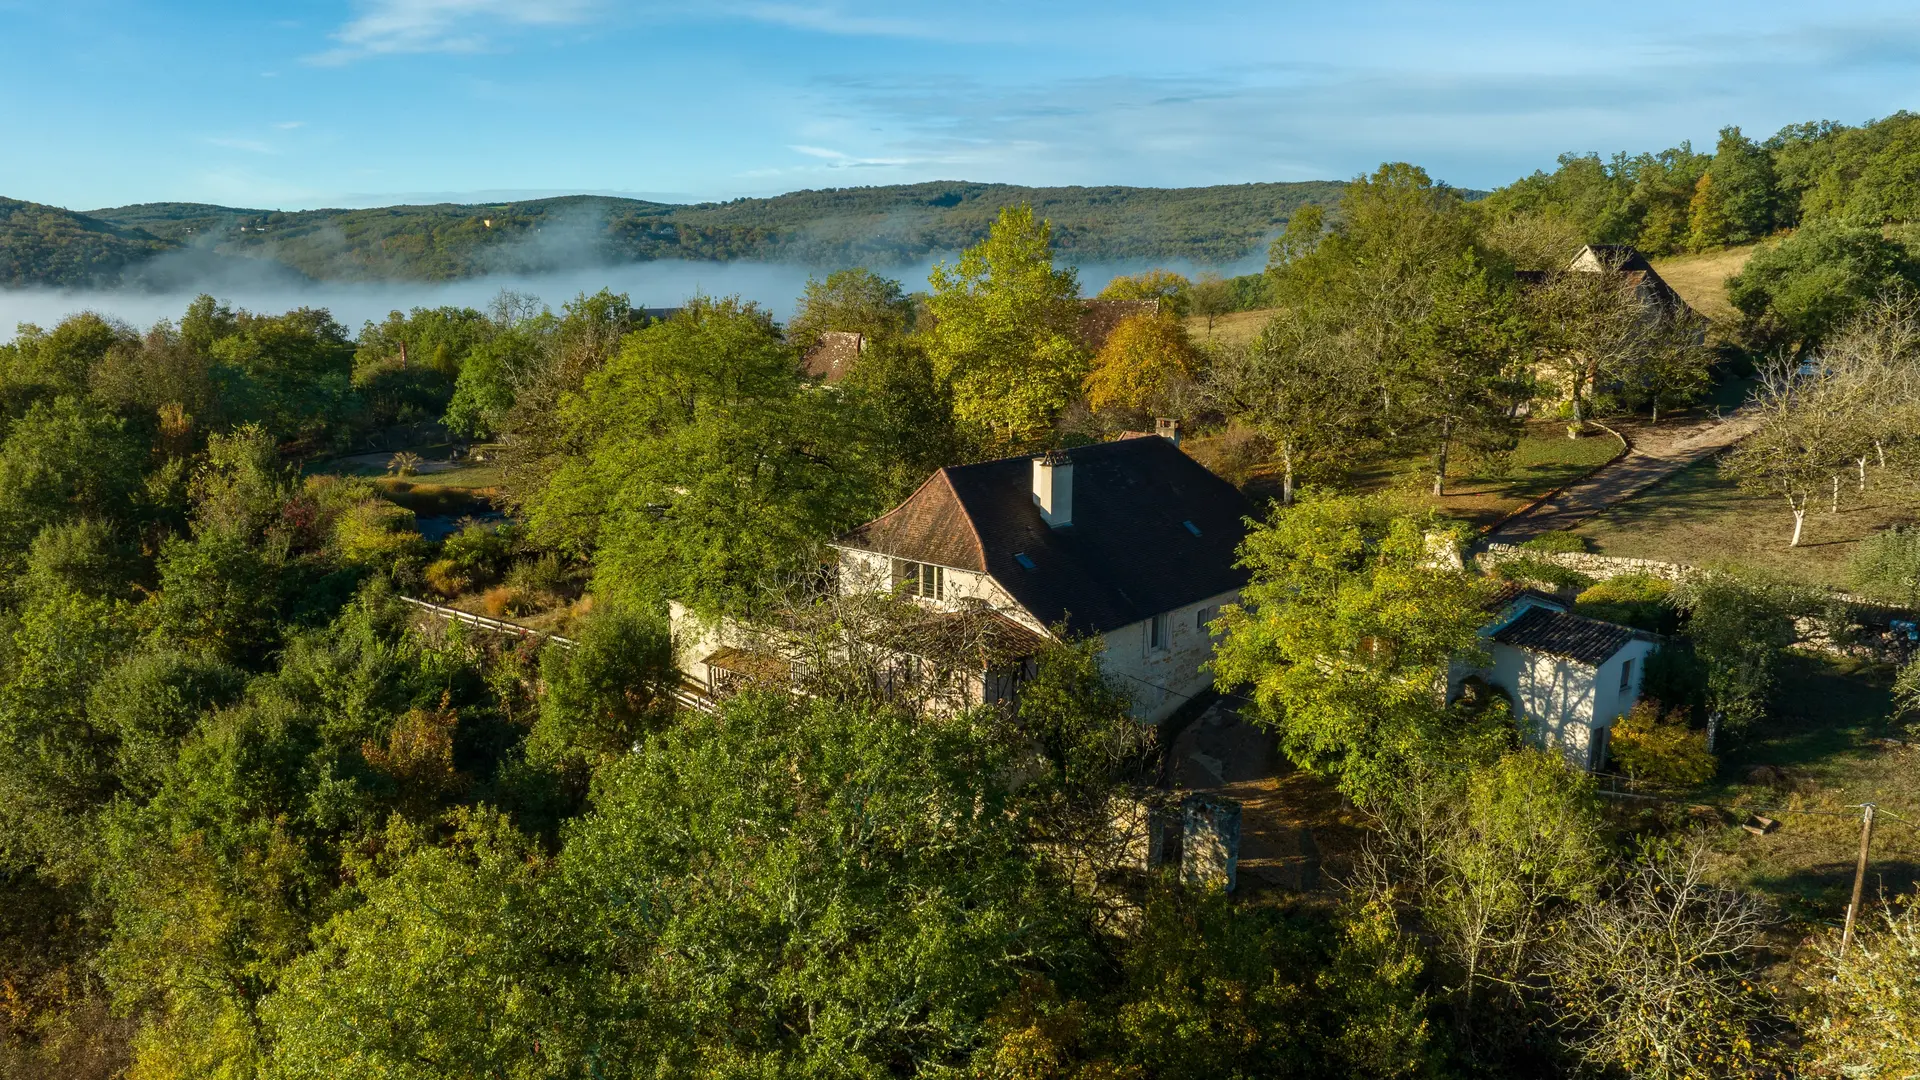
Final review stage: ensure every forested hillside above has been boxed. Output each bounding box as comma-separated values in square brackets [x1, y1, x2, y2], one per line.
[0, 197, 176, 288]
[0, 180, 1344, 285]
[1483, 110, 1920, 255]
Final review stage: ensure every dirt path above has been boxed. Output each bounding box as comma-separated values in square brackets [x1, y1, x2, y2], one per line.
[1484, 408, 1761, 546]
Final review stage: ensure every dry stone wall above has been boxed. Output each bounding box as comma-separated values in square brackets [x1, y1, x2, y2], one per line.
[1476, 543, 1697, 583]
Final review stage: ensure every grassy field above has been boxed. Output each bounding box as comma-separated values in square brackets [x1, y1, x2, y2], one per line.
[1184, 308, 1272, 349]
[1678, 653, 1920, 921]
[1570, 458, 1920, 586]
[1336, 422, 1626, 528]
[1650, 243, 1759, 325]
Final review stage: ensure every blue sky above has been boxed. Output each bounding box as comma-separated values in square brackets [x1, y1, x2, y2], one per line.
[3, 0, 1919, 211]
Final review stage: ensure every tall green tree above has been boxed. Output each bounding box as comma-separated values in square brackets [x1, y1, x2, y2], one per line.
[926, 205, 1087, 448]
[787, 267, 916, 351]
[528, 297, 875, 616]
[1686, 126, 1778, 249]
[1399, 250, 1524, 495]
[1211, 493, 1496, 805]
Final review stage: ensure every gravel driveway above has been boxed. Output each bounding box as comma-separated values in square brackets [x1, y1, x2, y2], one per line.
[1483, 408, 1762, 546]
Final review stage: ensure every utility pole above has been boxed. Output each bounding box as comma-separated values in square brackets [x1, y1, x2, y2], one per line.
[1841, 803, 1876, 957]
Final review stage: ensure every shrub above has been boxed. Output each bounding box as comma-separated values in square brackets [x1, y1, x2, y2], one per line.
[440, 522, 513, 584]
[1520, 530, 1590, 555]
[1185, 422, 1270, 488]
[1641, 645, 1709, 719]
[506, 552, 573, 598]
[1848, 527, 1920, 606]
[1493, 555, 1593, 593]
[423, 558, 470, 598]
[1608, 701, 1716, 786]
[479, 585, 531, 618]
[333, 499, 424, 570]
[1574, 573, 1677, 633]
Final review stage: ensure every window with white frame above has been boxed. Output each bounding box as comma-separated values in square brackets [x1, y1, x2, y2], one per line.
[1147, 612, 1170, 652]
[1619, 656, 1634, 692]
[1195, 604, 1220, 633]
[891, 559, 945, 600]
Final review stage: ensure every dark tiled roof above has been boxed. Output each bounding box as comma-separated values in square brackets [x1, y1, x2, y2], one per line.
[802, 330, 863, 382]
[837, 436, 1253, 635]
[1578, 244, 1658, 275]
[1079, 298, 1160, 351]
[1481, 581, 1564, 614]
[1491, 606, 1641, 667]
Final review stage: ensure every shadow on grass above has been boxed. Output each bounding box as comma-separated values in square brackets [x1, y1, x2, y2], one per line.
[1745, 859, 1920, 915]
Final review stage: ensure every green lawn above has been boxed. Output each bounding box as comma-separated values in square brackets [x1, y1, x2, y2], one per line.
[1340, 422, 1626, 528]
[1571, 458, 1920, 587]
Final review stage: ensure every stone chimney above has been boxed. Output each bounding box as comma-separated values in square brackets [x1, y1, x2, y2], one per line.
[1155, 417, 1181, 446]
[1032, 450, 1073, 528]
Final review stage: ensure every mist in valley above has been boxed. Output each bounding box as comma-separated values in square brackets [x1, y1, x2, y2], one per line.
[0, 248, 1269, 343]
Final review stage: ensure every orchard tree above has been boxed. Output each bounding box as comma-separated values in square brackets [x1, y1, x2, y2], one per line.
[1722, 359, 1852, 545]
[1187, 272, 1238, 338]
[1526, 258, 1664, 434]
[926, 206, 1087, 448]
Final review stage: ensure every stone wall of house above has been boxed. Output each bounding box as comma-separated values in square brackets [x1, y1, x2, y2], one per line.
[1112, 790, 1243, 892]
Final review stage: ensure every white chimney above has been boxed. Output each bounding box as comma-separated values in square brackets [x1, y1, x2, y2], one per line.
[1155, 417, 1181, 446]
[1032, 450, 1073, 528]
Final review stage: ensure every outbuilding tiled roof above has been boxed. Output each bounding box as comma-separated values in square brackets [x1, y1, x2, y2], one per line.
[1491, 606, 1644, 667]
[836, 436, 1253, 635]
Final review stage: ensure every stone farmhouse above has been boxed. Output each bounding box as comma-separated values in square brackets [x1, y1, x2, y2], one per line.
[673, 425, 1253, 722]
[1453, 585, 1659, 770]
[1515, 243, 1697, 321]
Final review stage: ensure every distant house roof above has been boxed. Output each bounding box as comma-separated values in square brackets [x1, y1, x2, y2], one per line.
[835, 435, 1253, 635]
[1491, 605, 1649, 667]
[1560, 244, 1697, 320]
[802, 330, 864, 382]
[1078, 298, 1160, 351]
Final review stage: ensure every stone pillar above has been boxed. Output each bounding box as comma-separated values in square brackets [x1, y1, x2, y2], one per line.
[1180, 793, 1242, 892]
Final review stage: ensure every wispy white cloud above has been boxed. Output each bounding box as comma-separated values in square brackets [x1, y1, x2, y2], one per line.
[204, 136, 279, 155]
[310, 0, 596, 64]
[311, 0, 994, 65]
[273, 121, 306, 130]
[732, 3, 967, 40]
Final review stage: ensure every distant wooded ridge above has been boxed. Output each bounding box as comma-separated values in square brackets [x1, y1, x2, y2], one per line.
[0, 180, 1351, 289]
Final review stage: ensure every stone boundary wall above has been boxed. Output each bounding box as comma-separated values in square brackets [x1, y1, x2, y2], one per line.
[1477, 543, 1697, 583]
[1476, 544, 1917, 619]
